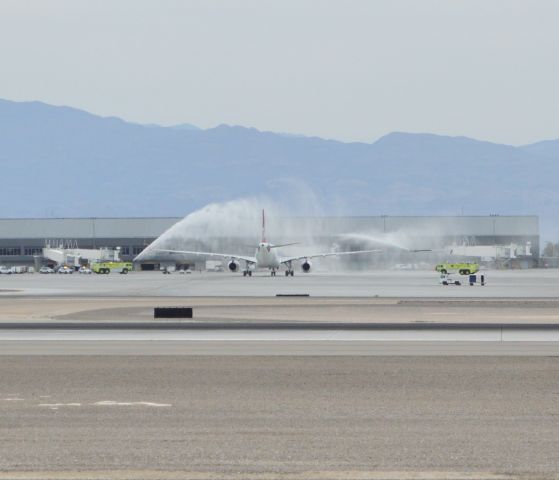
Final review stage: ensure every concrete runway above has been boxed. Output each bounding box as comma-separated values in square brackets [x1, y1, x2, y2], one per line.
[0, 292, 558, 356]
[2, 270, 559, 476]
[1, 356, 559, 477]
[1, 269, 559, 298]
[2, 323, 559, 355]
[3, 340, 559, 355]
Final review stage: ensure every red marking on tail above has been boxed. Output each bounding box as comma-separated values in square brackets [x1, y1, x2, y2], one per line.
[262, 209, 266, 243]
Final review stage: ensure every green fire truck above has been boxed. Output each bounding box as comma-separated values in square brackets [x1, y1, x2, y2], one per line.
[92, 261, 133, 274]
[435, 263, 479, 275]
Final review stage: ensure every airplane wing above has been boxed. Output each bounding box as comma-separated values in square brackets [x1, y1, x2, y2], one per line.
[154, 249, 256, 264]
[279, 249, 383, 264]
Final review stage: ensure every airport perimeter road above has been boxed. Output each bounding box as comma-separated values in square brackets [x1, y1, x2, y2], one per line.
[1, 356, 559, 478]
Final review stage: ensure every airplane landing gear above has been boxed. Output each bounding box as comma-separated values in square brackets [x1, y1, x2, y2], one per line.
[243, 261, 252, 277]
[284, 262, 294, 277]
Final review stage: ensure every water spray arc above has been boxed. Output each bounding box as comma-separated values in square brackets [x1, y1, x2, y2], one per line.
[142, 203, 382, 277]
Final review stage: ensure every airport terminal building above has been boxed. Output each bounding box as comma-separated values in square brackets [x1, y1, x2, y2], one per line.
[0, 215, 540, 269]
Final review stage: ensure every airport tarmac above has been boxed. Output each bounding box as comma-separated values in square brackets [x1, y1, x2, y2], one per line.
[1, 356, 559, 478]
[0, 293, 558, 355]
[0, 270, 559, 356]
[2, 296, 559, 324]
[1, 269, 559, 298]
[2, 269, 559, 477]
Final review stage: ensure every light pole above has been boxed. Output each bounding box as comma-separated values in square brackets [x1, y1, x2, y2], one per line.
[91, 217, 96, 249]
[491, 215, 498, 262]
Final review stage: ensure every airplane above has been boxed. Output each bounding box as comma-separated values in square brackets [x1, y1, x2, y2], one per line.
[155, 209, 383, 277]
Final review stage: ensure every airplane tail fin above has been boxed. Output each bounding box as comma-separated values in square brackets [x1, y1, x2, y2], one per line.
[261, 209, 266, 243]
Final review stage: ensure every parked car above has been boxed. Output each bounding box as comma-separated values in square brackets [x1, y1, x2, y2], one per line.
[39, 266, 55, 274]
[0, 266, 12, 274]
[57, 266, 73, 274]
[78, 267, 92, 274]
[10, 266, 27, 274]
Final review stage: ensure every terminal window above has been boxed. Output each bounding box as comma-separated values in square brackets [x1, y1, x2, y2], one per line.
[120, 247, 130, 255]
[0, 247, 21, 256]
[132, 247, 144, 255]
[24, 247, 43, 256]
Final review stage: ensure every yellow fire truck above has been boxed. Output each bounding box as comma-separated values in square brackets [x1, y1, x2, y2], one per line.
[435, 263, 479, 275]
[91, 261, 133, 274]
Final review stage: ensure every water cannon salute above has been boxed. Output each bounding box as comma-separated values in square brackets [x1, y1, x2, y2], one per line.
[1, 1, 558, 478]
[147, 208, 383, 276]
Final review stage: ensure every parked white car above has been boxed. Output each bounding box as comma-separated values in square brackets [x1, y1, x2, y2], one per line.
[39, 266, 55, 274]
[57, 266, 73, 274]
[10, 266, 27, 274]
[0, 266, 12, 274]
[78, 267, 92, 274]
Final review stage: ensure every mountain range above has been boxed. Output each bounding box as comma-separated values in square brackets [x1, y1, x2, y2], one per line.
[0, 98, 557, 238]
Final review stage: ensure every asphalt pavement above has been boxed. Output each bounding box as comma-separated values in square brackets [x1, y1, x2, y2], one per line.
[2, 271, 559, 477]
[2, 269, 559, 297]
[2, 356, 559, 477]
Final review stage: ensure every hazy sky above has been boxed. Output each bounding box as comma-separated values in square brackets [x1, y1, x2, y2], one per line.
[1, 0, 558, 144]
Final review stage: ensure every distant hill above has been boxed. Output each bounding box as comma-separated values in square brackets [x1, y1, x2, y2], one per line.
[0, 98, 557, 238]
[519, 138, 559, 159]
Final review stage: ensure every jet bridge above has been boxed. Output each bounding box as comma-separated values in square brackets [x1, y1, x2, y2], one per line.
[40, 243, 122, 269]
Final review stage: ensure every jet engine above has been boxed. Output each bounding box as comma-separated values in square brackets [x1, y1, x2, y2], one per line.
[228, 260, 240, 272]
[301, 260, 312, 273]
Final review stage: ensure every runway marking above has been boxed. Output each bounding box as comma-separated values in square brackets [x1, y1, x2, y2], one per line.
[0, 470, 527, 479]
[2, 397, 24, 401]
[93, 400, 172, 407]
[34, 401, 172, 408]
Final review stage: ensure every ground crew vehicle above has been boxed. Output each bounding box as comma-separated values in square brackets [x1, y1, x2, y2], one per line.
[435, 263, 479, 275]
[439, 273, 461, 286]
[92, 261, 133, 274]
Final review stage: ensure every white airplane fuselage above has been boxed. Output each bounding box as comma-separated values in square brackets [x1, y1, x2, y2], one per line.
[153, 209, 384, 277]
[254, 243, 281, 269]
